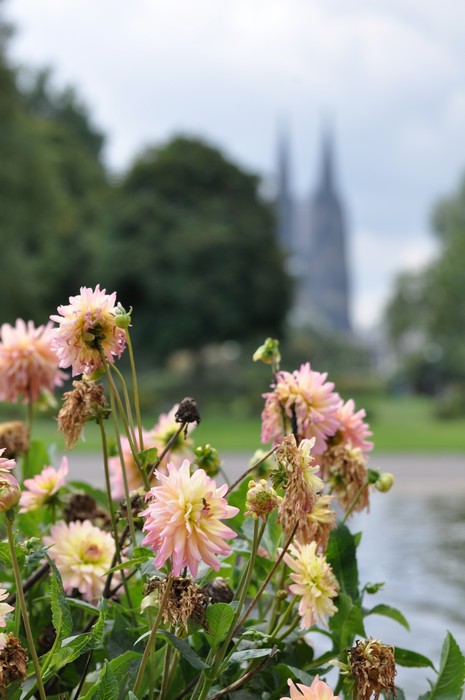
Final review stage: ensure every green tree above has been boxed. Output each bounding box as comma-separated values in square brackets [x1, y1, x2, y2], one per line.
[107, 136, 292, 361]
[386, 172, 465, 391]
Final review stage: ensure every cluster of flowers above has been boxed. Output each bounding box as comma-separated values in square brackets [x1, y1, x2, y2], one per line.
[0, 285, 400, 699]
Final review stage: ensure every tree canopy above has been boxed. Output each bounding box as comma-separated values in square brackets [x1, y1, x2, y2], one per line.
[105, 137, 291, 360]
[0, 8, 291, 361]
[386, 173, 465, 390]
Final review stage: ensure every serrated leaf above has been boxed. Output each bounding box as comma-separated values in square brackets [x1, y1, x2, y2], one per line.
[283, 665, 315, 687]
[228, 648, 275, 664]
[205, 603, 235, 650]
[329, 592, 365, 652]
[395, 647, 435, 669]
[326, 524, 359, 602]
[364, 604, 410, 631]
[46, 554, 73, 640]
[157, 629, 210, 670]
[422, 632, 465, 700]
[94, 660, 119, 700]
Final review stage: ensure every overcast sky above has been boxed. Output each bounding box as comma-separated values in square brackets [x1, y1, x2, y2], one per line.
[5, 0, 465, 331]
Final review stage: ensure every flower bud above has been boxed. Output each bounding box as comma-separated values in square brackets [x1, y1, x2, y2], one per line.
[252, 338, 281, 368]
[114, 303, 133, 329]
[0, 473, 20, 512]
[194, 444, 221, 477]
[375, 473, 395, 493]
[245, 479, 281, 521]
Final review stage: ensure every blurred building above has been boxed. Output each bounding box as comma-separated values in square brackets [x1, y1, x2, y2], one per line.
[277, 128, 352, 334]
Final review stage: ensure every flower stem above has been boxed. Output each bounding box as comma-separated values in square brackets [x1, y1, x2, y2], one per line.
[341, 478, 370, 524]
[133, 575, 173, 696]
[225, 446, 278, 497]
[126, 327, 145, 453]
[5, 514, 47, 700]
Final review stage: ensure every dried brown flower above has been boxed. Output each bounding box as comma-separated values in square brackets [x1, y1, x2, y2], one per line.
[175, 397, 201, 430]
[0, 421, 29, 458]
[57, 379, 108, 449]
[276, 435, 323, 543]
[349, 638, 396, 700]
[325, 443, 370, 514]
[142, 576, 209, 632]
[0, 633, 28, 698]
[63, 493, 111, 529]
[201, 577, 234, 604]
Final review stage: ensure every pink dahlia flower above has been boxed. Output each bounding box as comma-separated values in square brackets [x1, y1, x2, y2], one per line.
[50, 285, 126, 376]
[109, 404, 196, 499]
[0, 588, 14, 628]
[19, 457, 68, 513]
[261, 363, 341, 453]
[0, 448, 16, 473]
[333, 399, 373, 454]
[141, 459, 239, 578]
[0, 319, 65, 404]
[44, 519, 116, 601]
[281, 676, 340, 700]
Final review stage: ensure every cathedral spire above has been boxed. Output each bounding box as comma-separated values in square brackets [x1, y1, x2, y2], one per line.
[276, 123, 293, 251]
[319, 125, 336, 196]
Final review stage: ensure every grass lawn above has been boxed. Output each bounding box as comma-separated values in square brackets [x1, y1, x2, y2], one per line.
[25, 394, 465, 453]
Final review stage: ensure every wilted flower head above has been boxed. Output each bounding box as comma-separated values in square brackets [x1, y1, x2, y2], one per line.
[141, 459, 238, 578]
[142, 576, 209, 632]
[0, 589, 14, 628]
[261, 363, 341, 453]
[0, 422, 29, 458]
[19, 457, 68, 513]
[58, 379, 108, 449]
[0, 632, 28, 698]
[326, 444, 370, 514]
[348, 638, 396, 700]
[245, 479, 281, 521]
[277, 436, 324, 543]
[43, 519, 116, 601]
[306, 494, 337, 553]
[281, 676, 340, 700]
[50, 285, 127, 376]
[282, 540, 339, 629]
[0, 319, 65, 404]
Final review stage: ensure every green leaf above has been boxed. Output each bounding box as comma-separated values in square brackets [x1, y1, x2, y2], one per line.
[284, 665, 315, 687]
[128, 693, 139, 700]
[44, 601, 108, 680]
[228, 648, 275, 664]
[46, 554, 73, 640]
[326, 524, 359, 601]
[93, 660, 119, 700]
[138, 447, 158, 468]
[364, 604, 410, 631]
[329, 592, 365, 652]
[395, 647, 435, 669]
[422, 632, 465, 700]
[205, 603, 235, 650]
[105, 554, 151, 575]
[25, 440, 50, 476]
[157, 630, 210, 670]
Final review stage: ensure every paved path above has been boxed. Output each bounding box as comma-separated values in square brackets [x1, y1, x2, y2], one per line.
[66, 451, 465, 495]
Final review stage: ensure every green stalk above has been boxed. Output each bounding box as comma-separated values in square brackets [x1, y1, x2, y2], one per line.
[100, 356, 137, 547]
[133, 576, 173, 696]
[109, 363, 138, 450]
[270, 595, 296, 637]
[341, 478, 370, 524]
[5, 514, 47, 700]
[196, 518, 265, 700]
[126, 327, 145, 453]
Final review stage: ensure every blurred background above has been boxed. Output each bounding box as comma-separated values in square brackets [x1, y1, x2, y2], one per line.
[2, 0, 465, 437]
[2, 2, 465, 692]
